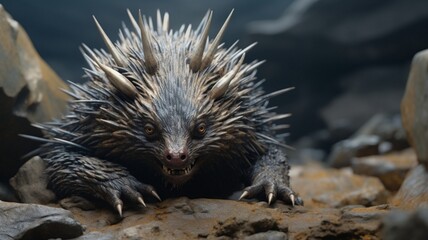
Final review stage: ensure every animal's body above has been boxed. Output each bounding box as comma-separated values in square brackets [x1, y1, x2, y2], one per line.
[26, 10, 302, 215]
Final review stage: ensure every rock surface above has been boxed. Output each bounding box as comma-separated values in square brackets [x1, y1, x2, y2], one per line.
[0, 200, 84, 240]
[8, 159, 394, 239]
[352, 148, 417, 191]
[9, 156, 56, 204]
[328, 114, 408, 167]
[391, 165, 428, 210]
[0, 4, 69, 183]
[291, 165, 388, 208]
[401, 49, 428, 169]
[61, 197, 388, 240]
[382, 208, 428, 240]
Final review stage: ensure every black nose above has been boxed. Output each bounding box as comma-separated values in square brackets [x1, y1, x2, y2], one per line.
[165, 148, 188, 165]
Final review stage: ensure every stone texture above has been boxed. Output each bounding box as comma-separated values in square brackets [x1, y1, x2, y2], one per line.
[0, 4, 69, 182]
[352, 148, 418, 191]
[9, 156, 56, 204]
[328, 114, 409, 168]
[0, 200, 84, 240]
[65, 197, 387, 239]
[382, 208, 428, 240]
[328, 135, 380, 168]
[391, 165, 428, 210]
[401, 49, 428, 169]
[291, 165, 388, 208]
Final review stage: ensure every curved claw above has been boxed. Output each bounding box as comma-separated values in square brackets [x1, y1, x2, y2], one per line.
[268, 192, 274, 205]
[239, 191, 249, 200]
[151, 190, 162, 202]
[290, 194, 295, 207]
[116, 203, 123, 217]
[137, 197, 147, 207]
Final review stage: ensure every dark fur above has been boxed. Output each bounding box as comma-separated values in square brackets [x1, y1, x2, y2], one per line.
[27, 10, 302, 213]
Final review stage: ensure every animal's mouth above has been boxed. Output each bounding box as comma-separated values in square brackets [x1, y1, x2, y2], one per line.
[161, 161, 196, 176]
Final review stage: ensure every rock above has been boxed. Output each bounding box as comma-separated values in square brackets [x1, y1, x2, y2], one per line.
[0, 200, 84, 240]
[382, 208, 428, 240]
[328, 135, 380, 168]
[9, 156, 56, 204]
[328, 114, 409, 167]
[244, 231, 288, 240]
[0, 4, 69, 182]
[60, 197, 387, 239]
[291, 165, 388, 208]
[352, 148, 418, 191]
[401, 49, 428, 169]
[391, 165, 428, 210]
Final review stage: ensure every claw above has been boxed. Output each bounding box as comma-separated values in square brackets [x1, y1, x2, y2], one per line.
[290, 194, 295, 207]
[138, 197, 147, 207]
[239, 191, 249, 200]
[116, 203, 123, 217]
[268, 192, 274, 205]
[151, 190, 162, 202]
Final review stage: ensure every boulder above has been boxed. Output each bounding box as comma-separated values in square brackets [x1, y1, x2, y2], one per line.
[382, 208, 428, 240]
[401, 49, 428, 169]
[352, 148, 418, 191]
[9, 156, 56, 204]
[290, 165, 388, 208]
[0, 200, 83, 240]
[391, 165, 428, 210]
[0, 4, 69, 182]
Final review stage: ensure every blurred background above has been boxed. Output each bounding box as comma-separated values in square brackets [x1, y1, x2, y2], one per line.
[2, 0, 428, 158]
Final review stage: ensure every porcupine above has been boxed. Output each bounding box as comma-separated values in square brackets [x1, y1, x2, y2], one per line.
[24, 9, 303, 216]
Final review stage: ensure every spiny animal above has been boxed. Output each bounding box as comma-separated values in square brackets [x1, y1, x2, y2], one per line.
[24, 9, 303, 216]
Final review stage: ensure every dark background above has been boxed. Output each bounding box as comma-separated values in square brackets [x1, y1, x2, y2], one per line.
[2, 0, 428, 149]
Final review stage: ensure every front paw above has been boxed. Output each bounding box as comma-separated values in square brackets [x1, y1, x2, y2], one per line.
[90, 174, 161, 217]
[239, 178, 303, 206]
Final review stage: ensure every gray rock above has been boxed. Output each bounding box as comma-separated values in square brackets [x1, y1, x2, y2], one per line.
[0, 200, 83, 240]
[328, 135, 380, 168]
[391, 165, 428, 210]
[72, 232, 115, 240]
[328, 114, 409, 168]
[402, 49, 428, 169]
[383, 208, 428, 240]
[352, 148, 418, 191]
[244, 231, 288, 240]
[9, 156, 56, 204]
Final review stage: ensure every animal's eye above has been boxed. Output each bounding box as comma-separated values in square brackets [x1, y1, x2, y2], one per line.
[144, 123, 156, 136]
[194, 121, 207, 138]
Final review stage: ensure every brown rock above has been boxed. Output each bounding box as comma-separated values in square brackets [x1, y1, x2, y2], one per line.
[9, 156, 56, 204]
[352, 148, 418, 191]
[0, 5, 69, 181]
[401, 49, 428, 169]
[391, 165, 428, 210]
[291, 164, 388, 208]
[65, 197, 387, 239]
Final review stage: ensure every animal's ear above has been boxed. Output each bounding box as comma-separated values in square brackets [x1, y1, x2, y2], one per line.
[98, 64, 138, 98]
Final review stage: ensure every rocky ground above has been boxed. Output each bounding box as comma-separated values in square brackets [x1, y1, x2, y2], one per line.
[1, 3, 428, 240]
